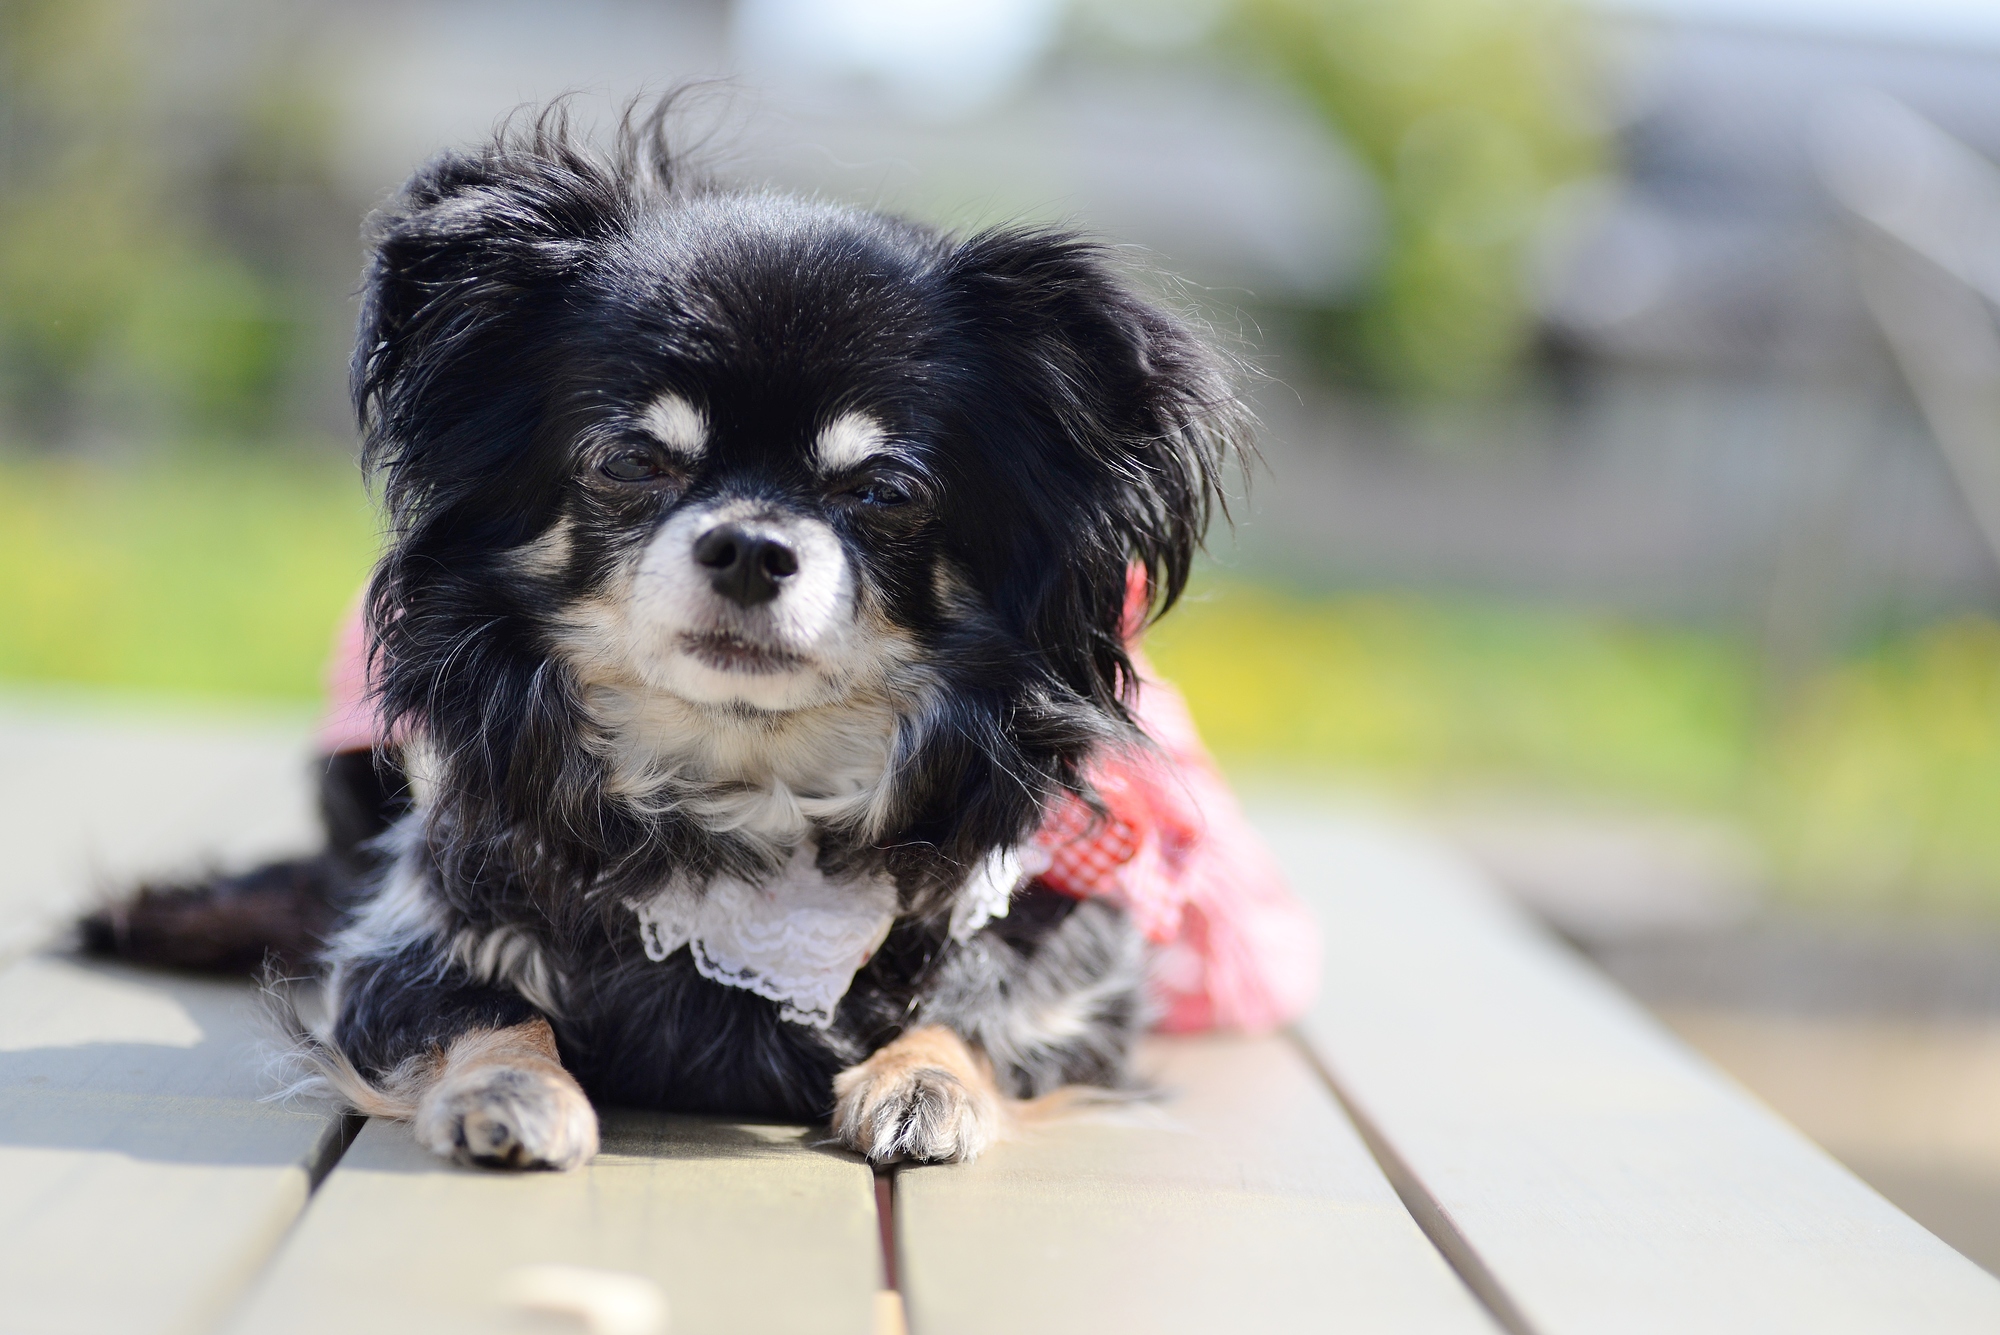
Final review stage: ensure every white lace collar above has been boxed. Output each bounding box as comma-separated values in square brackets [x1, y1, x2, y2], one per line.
[624, 839, 1029, 1028]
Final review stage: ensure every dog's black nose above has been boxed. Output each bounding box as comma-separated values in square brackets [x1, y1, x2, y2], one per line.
[693, 524, 799, 607]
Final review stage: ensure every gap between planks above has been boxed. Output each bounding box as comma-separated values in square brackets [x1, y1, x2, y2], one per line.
[1286, 1030, 1535, 1335]
[210, 1109, 365, 1332]
[306, 1111, 366, 1190]
[874, 1166, 908, 1335]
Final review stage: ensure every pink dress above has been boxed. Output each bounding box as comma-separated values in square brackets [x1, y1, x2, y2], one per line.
[317, 579, 1319, 1033]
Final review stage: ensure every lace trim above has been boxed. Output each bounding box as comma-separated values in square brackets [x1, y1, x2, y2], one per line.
[949, 846, 1044, 942]
[626, 841, 896, 1028]
[625, 840, 1031, 1028]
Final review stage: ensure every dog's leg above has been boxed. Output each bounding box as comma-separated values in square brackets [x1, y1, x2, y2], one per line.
[318, 853, 596, 1171]
[408, 1018, 599, 1170]
[831, 1025, 1003, 1164]
[919, 893, 1149, 1097]
[310, 956, 599, 1170]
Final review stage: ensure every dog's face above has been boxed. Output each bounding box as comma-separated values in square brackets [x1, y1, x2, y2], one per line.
[514, 199, 972, 716]
[549, 385, 926, 717]
[356, 127, 1241, 847]
[577, 415, 892, 712]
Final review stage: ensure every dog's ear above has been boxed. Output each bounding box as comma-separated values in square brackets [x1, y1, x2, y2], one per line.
[355, 112, 672, 813]
[941, 228, 1246, 715]
[353, 118, 641, 506]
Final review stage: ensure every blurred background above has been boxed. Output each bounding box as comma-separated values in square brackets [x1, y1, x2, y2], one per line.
[5, 0, 2000, 1269]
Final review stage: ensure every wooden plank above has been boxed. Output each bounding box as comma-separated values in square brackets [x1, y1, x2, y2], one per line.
[896, 1033, 1497, 1335]
[0, 953, 347, 1335]
[225, 1112, 881, 1335]
[1253, 799, 2000, 1335]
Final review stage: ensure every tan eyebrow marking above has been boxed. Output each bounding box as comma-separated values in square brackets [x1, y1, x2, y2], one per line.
[639, 393, 706, 459]
[815, 412, 887, 472]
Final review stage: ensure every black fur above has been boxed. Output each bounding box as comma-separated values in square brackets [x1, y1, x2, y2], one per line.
[94, 103, 1245, 1130]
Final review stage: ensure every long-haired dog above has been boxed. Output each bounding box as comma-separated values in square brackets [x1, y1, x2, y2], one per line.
[85, 104, 1246, 1170]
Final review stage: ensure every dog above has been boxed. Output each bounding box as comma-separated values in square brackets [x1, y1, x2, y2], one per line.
[83, 103, 1252, 1171]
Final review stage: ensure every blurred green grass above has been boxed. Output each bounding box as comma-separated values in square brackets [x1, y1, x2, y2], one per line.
[1148, 584, 1752, 809]
[0, 450, 378, 699]
[1762, 618, 2000, 911]
[5, 453, 1999, 910]
[1147, 583, 2000, 912]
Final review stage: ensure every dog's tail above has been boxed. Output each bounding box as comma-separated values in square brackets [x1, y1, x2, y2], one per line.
[259, 976, 425, 1121]
[79, 749, 409, 976]
[80, 855, 348, 975]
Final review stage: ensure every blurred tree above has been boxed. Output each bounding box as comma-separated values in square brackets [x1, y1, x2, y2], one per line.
[0, 0, 338, 444]
[1080, 0, 1605, 394]
[1227, 0, 1604, 394]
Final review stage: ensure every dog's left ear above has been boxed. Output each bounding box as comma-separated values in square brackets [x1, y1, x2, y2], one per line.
[942, 229, 1247, 714]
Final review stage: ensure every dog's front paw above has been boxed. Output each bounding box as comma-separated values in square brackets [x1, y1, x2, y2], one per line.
[415, 1063, 599, 1171]
[831, 1026, 1001, 1164]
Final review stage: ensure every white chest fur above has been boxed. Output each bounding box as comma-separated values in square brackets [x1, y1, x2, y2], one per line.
[623, 840, 1029, 1028]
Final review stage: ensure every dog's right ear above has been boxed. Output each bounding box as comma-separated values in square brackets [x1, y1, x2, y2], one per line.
[354, 114, 665, 818]
[353, 115, 649, 509]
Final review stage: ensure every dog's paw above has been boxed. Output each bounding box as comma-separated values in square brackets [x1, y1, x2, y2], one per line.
[831, 1027, 1001, 1164]
[415, 1063, 599, 1171]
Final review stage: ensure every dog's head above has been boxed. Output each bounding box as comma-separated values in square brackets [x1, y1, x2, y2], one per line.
[357, 110, 1244, 866]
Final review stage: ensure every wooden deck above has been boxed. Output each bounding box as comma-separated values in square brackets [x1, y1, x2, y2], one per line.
[4, 697, 1999, 1334]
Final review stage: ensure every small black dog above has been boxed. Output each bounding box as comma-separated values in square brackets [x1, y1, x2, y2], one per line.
[89, 104, 1245, 1170]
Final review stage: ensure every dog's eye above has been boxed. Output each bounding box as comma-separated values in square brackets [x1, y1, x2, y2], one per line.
[851, 479, 910, 508]
[599, 448, 666, 483]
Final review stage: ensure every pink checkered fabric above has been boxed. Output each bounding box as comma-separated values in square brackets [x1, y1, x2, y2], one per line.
[318, 571, 1320, 1034]
[1029, 647, 1319, 1033]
